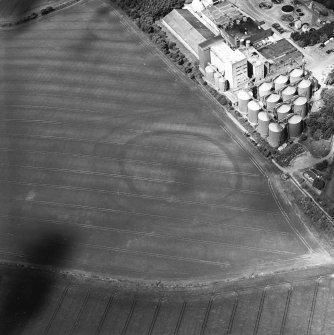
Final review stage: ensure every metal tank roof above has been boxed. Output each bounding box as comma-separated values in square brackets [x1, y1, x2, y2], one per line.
[205, 66, 215, 73]
[282, 86, 296, 95]
[214, 72, 221, 77]
[258, 111, 270, 121]
[269, 122, 283, 132]
[267, 94, 280, 103]
[259, 82, 272, 91]
[238, 90, 251, 100]
[275, 75, 288, 84]
[290, 68, 304, 78]
[248, 100, 261, 110]
[294, 96, 308, 105]
[277, 104, 291, 114]
[298, 79, 312, 88]
[288, 114, 303, 124]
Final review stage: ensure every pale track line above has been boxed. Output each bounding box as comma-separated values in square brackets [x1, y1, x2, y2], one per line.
[0, 162, 264, 191]
[0, 132, 252, 161]
[0, 212, 296, 238]
[0, 179, 279, 215]
[0, 211, 297, 256]
[0, 195, 284, 235]
[0, 232, 231, 267]
[0, 147, 265, 183]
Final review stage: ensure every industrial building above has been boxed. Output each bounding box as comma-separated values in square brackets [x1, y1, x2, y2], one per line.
[162, 9, 215, 57]
[200, 37, 248, 89]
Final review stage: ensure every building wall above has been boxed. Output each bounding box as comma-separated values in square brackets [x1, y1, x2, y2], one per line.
[210, 50, 248, 89]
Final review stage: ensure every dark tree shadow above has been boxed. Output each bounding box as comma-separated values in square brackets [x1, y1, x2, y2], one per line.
[0, 230, 76, 335]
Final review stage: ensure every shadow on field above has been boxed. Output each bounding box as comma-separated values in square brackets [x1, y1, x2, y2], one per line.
[0, 230, 75, 335]
[1, 0, 42, 19]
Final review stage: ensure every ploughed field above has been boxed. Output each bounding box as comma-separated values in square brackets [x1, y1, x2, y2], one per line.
[2, 267, 334, 335]
[0, 0, 322, 281]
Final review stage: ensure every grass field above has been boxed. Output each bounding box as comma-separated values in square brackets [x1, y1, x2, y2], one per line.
[0, 0, 327, 282]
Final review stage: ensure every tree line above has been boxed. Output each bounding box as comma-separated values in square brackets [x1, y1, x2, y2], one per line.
[307, 88, 334, 140]
[291, 21, 334, 47]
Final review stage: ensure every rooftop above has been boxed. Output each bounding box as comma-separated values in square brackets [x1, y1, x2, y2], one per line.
[202, 1, 244, 27]
[164, 9, 215, 41]
[256, 39, 303, 65]
[211, 41, 247, 63]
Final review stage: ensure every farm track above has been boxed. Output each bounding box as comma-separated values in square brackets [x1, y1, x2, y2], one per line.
[0, 0, 333, 332]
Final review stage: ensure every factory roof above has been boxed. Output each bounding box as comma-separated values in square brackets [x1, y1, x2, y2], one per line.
[256, 39, 303, 65]
[211, 41, 246, 63]
[202, 1, 244, 27]
[163, 9, 215, 41]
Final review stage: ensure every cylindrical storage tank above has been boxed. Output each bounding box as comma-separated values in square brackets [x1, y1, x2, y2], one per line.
[293, 96, 308, 118]
[276, 103, 291, 121]
[258, 111, 270, 138]
[218, 76, 227, 92]
[240, 38, 245, 46]
[282, 86, 296, 101]
[274, 75, 289, 91]
[214, 72, 221, 88]
[268, 123, 284, 148]
[288, 115, 303, 138]
[289, 68, 304, 83]
[298, 79, 312, 99]
[266, 93, 280, 111]
[247, 100, 261, 124]
[205, 66, 214, 84]
[238, 90, 251, 115]
[295, 19, 302, 29]
[258, 82, 272, 98]
[246, 40, 251, 48]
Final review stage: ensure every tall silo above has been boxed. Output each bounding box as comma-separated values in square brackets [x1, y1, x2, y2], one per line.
[290, 68, 304, 83]
[248, 100, 261, 124]
[274, 75, 289, 91]
[218, 76, 227, 92]
[282, 86, 296, 102]
[205, 65, 215, 84]
[293, 96, 308, 118]
[266, 94, 281, 111]
[276, 104, 291, 121]
[238, 90, 251, 115]
[288, 115, 303, 138]
[214, 72, 221, 89]
[268, 123, 284, 148]
[298, 79, 312, 99]
[258, 82, 273, 98]
[258, 111, 270, 138]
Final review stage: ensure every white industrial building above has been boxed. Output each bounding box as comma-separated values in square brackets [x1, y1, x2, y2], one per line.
[200, 38, 248, 90]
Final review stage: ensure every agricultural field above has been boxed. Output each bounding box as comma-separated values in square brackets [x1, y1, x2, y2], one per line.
[0, 0, 61, 20]
[0, 0, 328, 283]
[1, 265, 334, 334]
